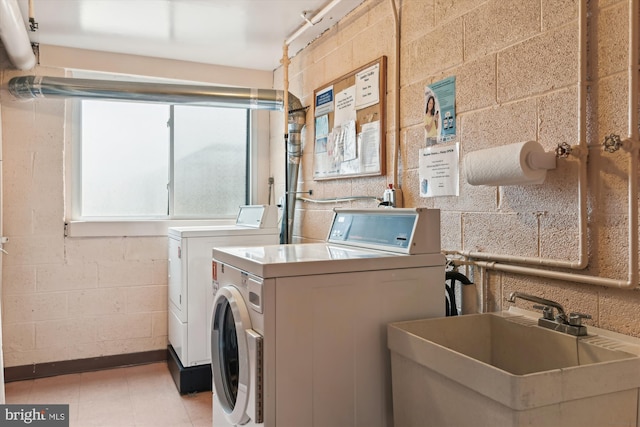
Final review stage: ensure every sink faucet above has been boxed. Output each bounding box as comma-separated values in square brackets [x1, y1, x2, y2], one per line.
[507, 292, 591, 336]
[507, 292, 567, 322]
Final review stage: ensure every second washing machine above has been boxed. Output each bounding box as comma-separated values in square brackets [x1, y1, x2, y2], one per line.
[210, 208, 445, 427]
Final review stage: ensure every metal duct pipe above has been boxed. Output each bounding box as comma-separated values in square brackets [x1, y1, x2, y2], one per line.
[8, 75, 305, 242]
[8, 75, 286, 110]
[281, 108, 306, 243]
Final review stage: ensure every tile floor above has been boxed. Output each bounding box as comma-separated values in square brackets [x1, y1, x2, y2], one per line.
[4, 362, 212, 427]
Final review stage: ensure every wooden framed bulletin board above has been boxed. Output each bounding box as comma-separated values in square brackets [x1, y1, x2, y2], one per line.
[312, 56, 386, 180]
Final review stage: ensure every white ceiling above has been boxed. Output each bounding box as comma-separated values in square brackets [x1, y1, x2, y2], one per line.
[17, 0, 364, 71]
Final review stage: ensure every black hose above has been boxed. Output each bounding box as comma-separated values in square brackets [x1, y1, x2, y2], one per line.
[445, 271, 473, 316]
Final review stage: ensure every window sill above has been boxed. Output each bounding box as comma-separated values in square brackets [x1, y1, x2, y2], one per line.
[65, 219, 237, 238]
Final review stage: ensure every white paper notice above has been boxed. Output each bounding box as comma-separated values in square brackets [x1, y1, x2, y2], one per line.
[419, 142, 460, 197]
[355, 63, 380, 109]
[342, 120, 357, 161]
[360, 121, 380, 173]
[334, 85, 357, 127]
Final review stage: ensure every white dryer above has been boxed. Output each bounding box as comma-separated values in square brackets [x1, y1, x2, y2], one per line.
[167, 205, 279, 394]
[210, 208, 445, 427]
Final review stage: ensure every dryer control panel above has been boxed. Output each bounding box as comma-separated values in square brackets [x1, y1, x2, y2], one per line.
[235, 205, 278, 228]
[327, 208, 441, 255]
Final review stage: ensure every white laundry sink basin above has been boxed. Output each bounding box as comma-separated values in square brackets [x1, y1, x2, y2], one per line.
[388, 309, 640, 427]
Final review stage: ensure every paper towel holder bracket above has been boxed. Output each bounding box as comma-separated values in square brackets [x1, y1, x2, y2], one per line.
[527, 151, 557, 170]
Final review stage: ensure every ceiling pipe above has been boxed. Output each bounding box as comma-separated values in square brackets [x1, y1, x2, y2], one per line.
[0, 0, 36, 70]
[285, 0, 342, 45]
[8, 75, 306, 243]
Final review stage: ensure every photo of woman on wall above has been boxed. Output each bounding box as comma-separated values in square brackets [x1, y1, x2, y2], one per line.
[424, 93, 440, 144]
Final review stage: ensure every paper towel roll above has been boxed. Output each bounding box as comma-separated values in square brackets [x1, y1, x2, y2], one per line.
[464, 141, 549, 186]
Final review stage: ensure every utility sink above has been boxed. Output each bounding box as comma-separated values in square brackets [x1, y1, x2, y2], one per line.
[388, 308, 640, 427]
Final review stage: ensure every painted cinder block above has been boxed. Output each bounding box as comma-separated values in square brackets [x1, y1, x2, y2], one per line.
[97, 260, 157, 287]
[497, 25, 578, 103]
[36, 263, 98, 292]
[3, 292, 68, 323]
[464, 0, 540, 61]
[67, 288, 126, 317]
[35, 318, 98, 349]
[125, 285, 168, 313]
[96, 313, 152, 341]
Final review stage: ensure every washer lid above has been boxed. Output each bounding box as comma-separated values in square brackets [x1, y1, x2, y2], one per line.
[213, 243, 446, 278]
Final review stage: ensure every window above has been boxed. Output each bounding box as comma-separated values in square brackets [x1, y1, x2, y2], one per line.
[77, 100, 249, 220]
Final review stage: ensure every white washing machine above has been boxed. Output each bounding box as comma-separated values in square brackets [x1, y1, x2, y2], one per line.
[167, 205, 279, 394]
[210, 208, 445, 427]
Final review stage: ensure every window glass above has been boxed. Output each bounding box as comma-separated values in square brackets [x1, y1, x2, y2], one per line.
[173, 106, 247, 217]
[79, 100, 249, 219]
[81, 101, 170, 217]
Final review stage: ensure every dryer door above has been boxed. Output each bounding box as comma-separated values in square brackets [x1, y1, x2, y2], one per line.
[211, 285, 262, 425]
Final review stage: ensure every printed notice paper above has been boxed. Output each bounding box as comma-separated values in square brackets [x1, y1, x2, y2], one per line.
[419, 142, 460, 197]
[334, 85, 357, 127]
[360, 121, 380, 173]
[355, 63, 380, 109]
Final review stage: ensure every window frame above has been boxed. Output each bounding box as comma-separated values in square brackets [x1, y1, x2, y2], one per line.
[64, 99, 271, 237]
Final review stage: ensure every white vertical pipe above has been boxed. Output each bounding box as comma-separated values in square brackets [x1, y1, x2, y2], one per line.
[0, 0, 36, 70]
[453, 0, 589, 270]
[625, 0, 639, 289]
[281, 43, 290, 243]
[463, 0, 640, 289]
[389, 0, 400, 189]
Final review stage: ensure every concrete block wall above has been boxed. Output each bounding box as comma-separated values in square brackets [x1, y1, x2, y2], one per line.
[0, 66, 169, 367]
[0, 77, 143, 366]
[272, 0, 640, 337]
[0, 50, 273, 367]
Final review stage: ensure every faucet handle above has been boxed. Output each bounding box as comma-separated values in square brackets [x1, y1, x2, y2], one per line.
[568, 312, 592, 326]
[533, 304, 556, 320]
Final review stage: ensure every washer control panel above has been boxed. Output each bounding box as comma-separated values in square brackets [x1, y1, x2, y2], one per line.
[327, 208, 441, 255]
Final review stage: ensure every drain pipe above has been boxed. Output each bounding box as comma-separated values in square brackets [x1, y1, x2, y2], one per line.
[284, 105, 306, 243]
[8, 75, 306, 242]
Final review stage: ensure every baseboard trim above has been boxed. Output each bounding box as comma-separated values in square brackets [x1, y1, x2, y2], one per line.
[4, 349, 168, 382]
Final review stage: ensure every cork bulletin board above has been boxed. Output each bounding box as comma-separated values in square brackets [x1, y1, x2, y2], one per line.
[312, 56, 386, 180]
